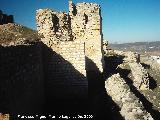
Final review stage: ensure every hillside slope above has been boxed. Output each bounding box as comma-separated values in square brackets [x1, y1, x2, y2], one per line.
[0, 23, 40, 46]
[109, 41, 160, 55]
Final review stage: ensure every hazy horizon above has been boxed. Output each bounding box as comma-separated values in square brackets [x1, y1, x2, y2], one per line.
[0, 0, 160, 43]
[109, 40, 160, 44]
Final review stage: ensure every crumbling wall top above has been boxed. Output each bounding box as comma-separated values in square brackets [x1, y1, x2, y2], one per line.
[76, 2, 101, 14]
[36, 9, 72, 43]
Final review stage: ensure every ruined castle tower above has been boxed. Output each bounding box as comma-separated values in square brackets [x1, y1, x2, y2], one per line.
[37, 0, 104, 72]
[36, 0, 104, 100]
[0, 10, 14, 25]
[69, 1, 104, 72]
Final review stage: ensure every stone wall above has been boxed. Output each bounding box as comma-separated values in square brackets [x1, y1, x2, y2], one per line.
[1, 0, 103, 113]
[42, 41, 88, 100]
[0, 10, 14, 25]
[113, 50, 150, 90]
[129, 62, 149, 90]
[36, 1, 105, 101]
[69, 1, 104, 72]
[36, 0, 104, 73]
[0, 44, 44, 113]
[0, 41, 89, 112]
[36, 9, 72, 42]
[123, 51, 150, 90]
[105, 74, 153, 120]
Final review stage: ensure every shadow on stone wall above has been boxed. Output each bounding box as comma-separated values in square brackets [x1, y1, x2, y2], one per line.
[0, 44, 44, 114]
[104, 55, 125, 78]
[118, 68, 160, 119]
[148, 75, 157, 90]
[141, 63, 157, 89]
[0, 43, 126, 120]
[41, 43, 88, 113]
[86, 57, 124, 120]
[0, 42, 89, 114]
[141, 63, 150, 69]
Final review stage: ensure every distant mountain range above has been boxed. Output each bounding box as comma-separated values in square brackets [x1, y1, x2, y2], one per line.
[109, 41, 160, 54]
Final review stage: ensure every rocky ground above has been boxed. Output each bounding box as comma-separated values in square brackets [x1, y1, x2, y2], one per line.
[140, 54, 160, 112]
[105, 73, 153, 120]
[0, 23, 40, 46]
[104, 50, 160, 120]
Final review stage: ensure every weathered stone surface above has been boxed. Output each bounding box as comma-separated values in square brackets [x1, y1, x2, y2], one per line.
[105, 73, 153, 120]
[123, 51, 138, 63]
[129, 62, 149, 90]
[123, 52, 149, 90]
[36, 9, 72, 42]
[70, 1, 104, 72]
[36, 1, 104, 73]
[112, 50, 150, 90]
[36, 1, 105, 101]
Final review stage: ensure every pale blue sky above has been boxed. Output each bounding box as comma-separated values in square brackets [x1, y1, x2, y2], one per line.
[0, 0, 160, 43]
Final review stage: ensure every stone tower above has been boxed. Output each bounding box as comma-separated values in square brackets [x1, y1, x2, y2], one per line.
[70, 2, 104, 72]
[36, 1, 104, 73]
[36, 1, 104, 100]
